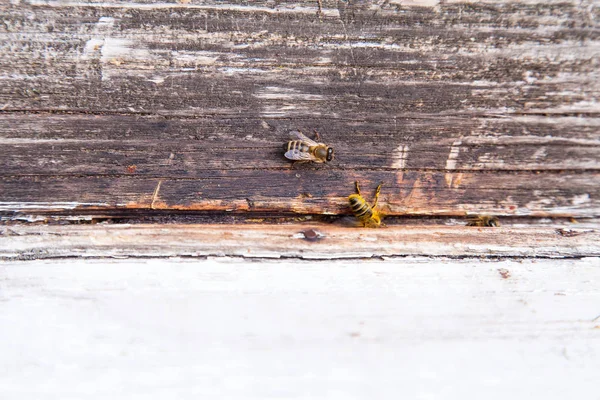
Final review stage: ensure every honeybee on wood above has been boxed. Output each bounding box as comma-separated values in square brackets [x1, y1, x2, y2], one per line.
[466, 215, 500, 227]
[284, 130, 334, 164]
[348, 181, 385, 228]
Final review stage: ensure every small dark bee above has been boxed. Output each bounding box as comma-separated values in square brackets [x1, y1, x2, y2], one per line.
[348, 181, 384, 228]
[466, 215, 500, 227]
[284, 130, 334, 164]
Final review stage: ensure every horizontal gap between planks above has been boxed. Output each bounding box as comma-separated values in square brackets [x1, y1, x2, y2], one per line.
[0, 254, 596, 262]
[2, 210, 596, 226]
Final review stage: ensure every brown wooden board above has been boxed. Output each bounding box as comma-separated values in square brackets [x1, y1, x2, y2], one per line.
[1, 114, 599, 175]
[1, 1, 598, 220]
[1, 171, 598, 216]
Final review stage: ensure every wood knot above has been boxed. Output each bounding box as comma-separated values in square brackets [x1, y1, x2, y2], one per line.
[556, 228, 594, 237]
[301, 229, 324, 242]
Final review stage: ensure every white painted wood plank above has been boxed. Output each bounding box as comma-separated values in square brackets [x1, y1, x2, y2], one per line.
[0, 257, 599, 399]
[2, 224, 599, 260]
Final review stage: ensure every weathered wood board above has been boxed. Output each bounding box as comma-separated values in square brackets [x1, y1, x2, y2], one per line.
[1, 257, 599, 399]
[2, 224, 599, 260]
[1, 0, 599, 219]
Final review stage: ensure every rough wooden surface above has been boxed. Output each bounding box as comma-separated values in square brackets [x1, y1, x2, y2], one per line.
[1, 257, 599, 399]
[1, 1, 599, 219]
[1, 223, 598, 260]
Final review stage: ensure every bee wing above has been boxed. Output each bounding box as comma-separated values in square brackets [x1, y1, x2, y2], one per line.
[289, 130, 319, 146]
[284, 148, 318, 161]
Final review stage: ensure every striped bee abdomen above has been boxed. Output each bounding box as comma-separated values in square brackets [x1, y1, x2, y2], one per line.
[347, 181, 384, 228]
[287, 141, 310, 153]
[349, 194, 372, 219]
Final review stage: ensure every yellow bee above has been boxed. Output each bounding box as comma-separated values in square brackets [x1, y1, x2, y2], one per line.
[348, 181, 384, 228]
[466, 215, 500, 227]
[284, 130, 334, 164]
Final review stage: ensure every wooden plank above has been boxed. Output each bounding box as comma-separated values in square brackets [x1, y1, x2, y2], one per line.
[1, 171, 599, 216]
[0, 256, 599, 399]
[1, 224, 598, 260]
[1, 114, 599, 175]
[1, 1, 597, 116]
[1, 256, 598, 399]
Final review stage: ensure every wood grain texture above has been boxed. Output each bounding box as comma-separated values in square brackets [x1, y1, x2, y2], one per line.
[1, 0, 599, 218]
[1, 224, 598, 260]
[1, 257, 599, 399]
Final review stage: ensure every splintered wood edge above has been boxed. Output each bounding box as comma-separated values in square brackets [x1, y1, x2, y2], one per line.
[1, 224, 598, 260]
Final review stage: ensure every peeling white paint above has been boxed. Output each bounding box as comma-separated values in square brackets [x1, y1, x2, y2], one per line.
[101, 38, 150, 64]
[219, 67, 269, 75]
[0, 138, 154, 145]
[148, 76, 165, 84]
[461, 135, 600, 146]
[81, 16, 115, 61]
[97, 16, 115, 27]
[391, 145, 409, 169]
[526, 198, 554, 210]
[526, 100, 600, 115]
[572, 194, 590, 206]
[82, 38, 104, 57]
[444, 141, 462, 188]
[532, 147, 547, 160]
[0, 202, 110, 211]
[523, 70, 537, 84]
[255, 86, 325, 101]
[256, 86, 328, 117]
[445, 141, 461, 170]
[29, 1, 340, 17]
[472, 153, 506, 169]
[1, 214, 48, 223]
[321, 41, 406, 52]
[172, 51, 219, 66]
[389, 0, 439, 6]
[259, 105, 326, 118]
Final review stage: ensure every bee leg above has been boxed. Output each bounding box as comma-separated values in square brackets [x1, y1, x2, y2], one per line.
[365, 219, 384, 228]
[313, 129, 321, 141]
[372, 182, 383, 209]
[354, 181, 361, 195]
